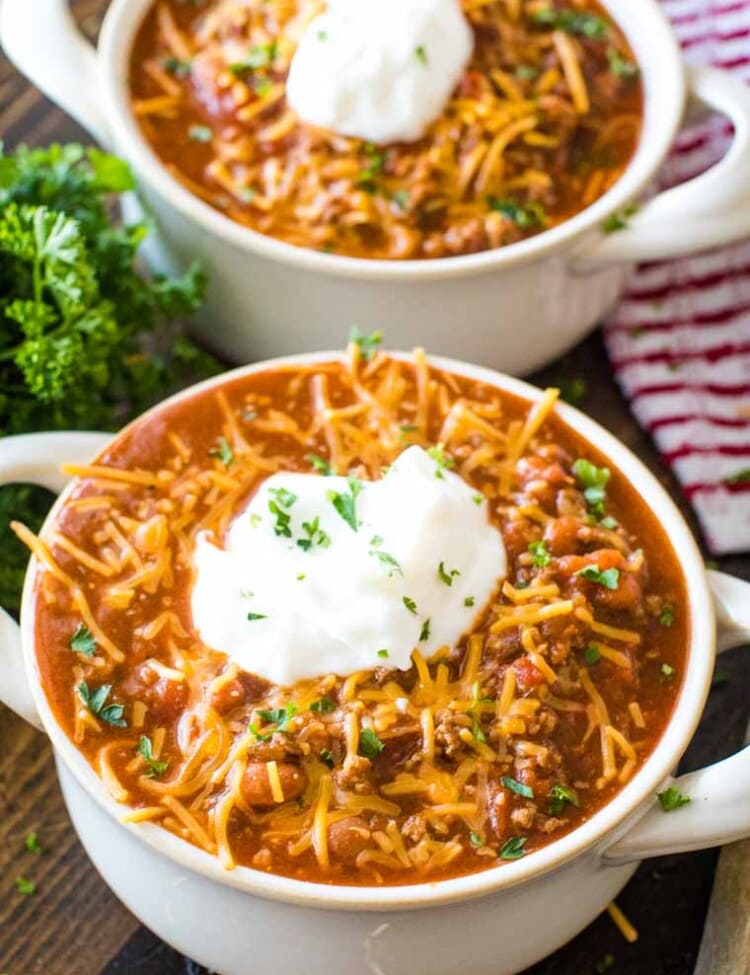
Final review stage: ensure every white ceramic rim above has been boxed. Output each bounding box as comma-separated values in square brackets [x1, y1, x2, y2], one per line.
[97, 0, 687, 282]
[20, 350, 715, 912]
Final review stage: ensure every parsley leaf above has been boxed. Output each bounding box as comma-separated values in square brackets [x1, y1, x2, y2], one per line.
[607, 46, 639, 79]
[247, 612, 267, 621]
[659, 604, 674, 627]
[584, 644, 601, 665]
[489, 196, 546, 228]
[469, 831, 483, 847]
[660, 662, 676, 683]
[531, 7, 609, 39]
[297, 516, 331, 552]
[419, 618, 431, 641]
[548, 783, 579, 814]
[69, 622, 96, 657]
[328, 478, 361, 531]
[359, 727, 385, 759]
[319, 747, 334, 768]
[251, 703, 298, 740]
[572, 458, 611, 517]
[437, 561, 461, 586]
[464, 596, 475, 607]
[348, 326, 383, 362]
[657, 786, 690, 812]
[163, 57, 192, 77]
[427, 443, 455, 478]
[137, 735, 169, 778]
[370, 548, 403, 576]
[723, 468, 750, 485]
[502, 776, 534, 799]
[209, 436, 233, 467]
[499, 836, 527, 860]
[15, 876, 36, 896]
[188, 125, 213, 143]
[575, 565, 620, 590]
[24, 832, 43, 854]
[229, 43, 277, 75]
[306, 453, 333, 475]
[310, 697, 336, 714]
[559, 378, 587, 406]
[528, 539, 551, 568]
[268, 486, 297, 537]
[415, 45, 428, 65]
[402, 596, 418, 614]
[77, 682, 127, 727]
[377, 649, 390, 659]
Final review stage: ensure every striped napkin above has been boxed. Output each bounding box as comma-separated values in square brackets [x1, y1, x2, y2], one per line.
[603, 0, 750, 555]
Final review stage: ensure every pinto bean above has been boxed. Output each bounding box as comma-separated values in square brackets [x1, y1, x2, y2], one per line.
[544, 516, 581, 555]
[240, 761, 306, 807]
[328, 816, 372, 864]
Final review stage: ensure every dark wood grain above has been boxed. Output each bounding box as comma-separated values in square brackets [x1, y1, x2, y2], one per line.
[0, 4, 748, 974]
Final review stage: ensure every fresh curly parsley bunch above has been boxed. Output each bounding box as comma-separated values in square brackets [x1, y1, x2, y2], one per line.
[0, 143, 220, 610]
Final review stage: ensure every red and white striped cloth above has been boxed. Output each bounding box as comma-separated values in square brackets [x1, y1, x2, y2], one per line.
[603, 0, 750, 554]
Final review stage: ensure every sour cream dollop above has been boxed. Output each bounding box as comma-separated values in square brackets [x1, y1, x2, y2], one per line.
[191, 446, 505, 686]
[286, 0, 474, 145]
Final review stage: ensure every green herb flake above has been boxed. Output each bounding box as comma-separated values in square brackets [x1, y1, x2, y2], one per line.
[296, 573, 306, 581]
[584, 644, 601, 665]
[319, 747, 334, 768]
[69, 622, 96, 657]
[310, 697, 336, 714]
[472, 493, 484, 506]
[370, 549, 403, 577]
[419, 618, 431, 642]
[600, 516, 619, 531]
[415, 44, 428, 65]
[549, 783, 580, 815]
[317, 30, 328, 41]
[499, 836, 527, 860]
[575, 564, 620, 590]
[514, 64, 539, 81]
[209, 436, 234, 467]
[469, 831, 483, 847]
[657, 786, 690, 812]
[559, 377, 587, 406]
[724, 468, 750, 485]
[501, 776, 534, 799]
[229, 42, 277, 76]
[359, 727, 385, 759]
[464, 596, 475, 608]
[377, 649, 390, 659]
[253, 703, 298, 739]
[348, 326, 383, 362]
[402, 596, 418, 615]
[268, 485, 297, 537]
[137, 735, 169, 778]
[247, 612, 267, 621]
[607, 46, 640, 79]
[188, 125, 213, 143]
[163, 57, 192, 77]
[437, 561, 461, 586]
[489, 196, 546, 228]
[15, 877, 36, 896]
[391, 189, 410, 211]
[427, 443, 455, 478]
[660, 662, 676, 683]
[659, 604, 674, 627]
[307, 453, 333, 475]
[77, 682, 127, 727]
[24, 832, 43, 855]
[528, 539, 551, 568]
[327, 477, 362, 531]
[297, 516, 331, 552]
[572, 457, 611, 517]
[531, 8, 609, 39]
[603, 202, 639, 234]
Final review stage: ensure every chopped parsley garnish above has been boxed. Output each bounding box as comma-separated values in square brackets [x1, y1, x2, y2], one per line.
[469, 831, 483, 847]
[377, 649, 390, 659]
[297, 516, 331, 552]
[348, 326, 383, 362]
[327, 477, 362, 531]
[548, 783, 579, 814]
[559, 377, 587, 406]
[137, 736, 169, 778]
[575, 565, 620, 590]
[402, 596, 418, 614]
[600, 516, 619, 530]
[528, 539, 551, 568]
[163, 57, 192, 77]
[391, 189, 410, 211]
[659, 604, 675, 627]
[357, 144, 386, 191]
[247, 612, 267, 621]
[188, 125, 213, 143]
[488, 196, 546, 228]
[427, 443, 455, 478]
[319, 747, 334, 768]
[310, 697, 336, 714]
[657, 786, 690, 812]
[268, 486, 297, 537]
[607, 46, 640, 79]
[249, 513, 262, 528]
[251, 703, 298, 741]
[584, 644, 601, 665]
[69, 622, 96, 657]
[572, 458, 611, 518]
[209, 436, 234, 467]
[437, 561, 461, 586]
[370, 534, 384, 547]
[370, 549, 403, 577]
[472, 493, 484, 506]
[306, 453, 333, 475]
[24, 832, 43, 854]
[229, 42, 277, 75]
[415, 44, 428, 65]
[501, 776, 534, 799]
[297, 572, 306, 581]
[514, 64, 539, 80]
[15, 877, 36, 896]
[724, 467, 750, 485]
[317, 30, 328, 42]
[464, 596, 475, 607]
[77, 682, 127, 727]
[419, 618, 431, 642]
[359, 727, 385, 759]
[660, 662, 676, 683]
[499, 836, 527, 860]
[603, 202, 639, 234]
[531, 8, 609, 39]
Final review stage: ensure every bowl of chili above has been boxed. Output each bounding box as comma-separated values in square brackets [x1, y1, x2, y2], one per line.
[3, 0, 750, 373]
[0, 343, 748, 975]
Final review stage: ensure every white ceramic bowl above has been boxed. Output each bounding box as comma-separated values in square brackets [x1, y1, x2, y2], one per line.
[1, 352, 749, 975]
[4, 1, 750, 372]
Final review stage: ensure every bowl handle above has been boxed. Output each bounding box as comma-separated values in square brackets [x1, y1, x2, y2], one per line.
[602, 570, 750, 865]
[0, 0, 110, 146]
[0, 431, 112, 730]
[574, 65, 750, 268]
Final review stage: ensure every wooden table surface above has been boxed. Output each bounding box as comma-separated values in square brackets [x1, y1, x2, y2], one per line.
[1, 4, 749, 974]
